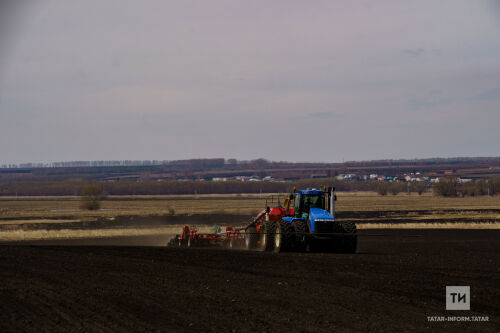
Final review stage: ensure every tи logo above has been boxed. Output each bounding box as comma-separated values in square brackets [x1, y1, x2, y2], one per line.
[446, 286, 470, 310]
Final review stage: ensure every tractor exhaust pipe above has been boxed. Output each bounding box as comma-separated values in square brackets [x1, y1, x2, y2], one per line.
[329, 187, 336, 219]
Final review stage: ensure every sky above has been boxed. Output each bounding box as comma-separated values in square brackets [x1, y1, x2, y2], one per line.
[0, 0, 499, 164]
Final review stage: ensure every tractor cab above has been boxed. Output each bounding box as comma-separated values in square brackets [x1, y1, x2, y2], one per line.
[294, 189, 326, 219]
[292, 187, 337, 234]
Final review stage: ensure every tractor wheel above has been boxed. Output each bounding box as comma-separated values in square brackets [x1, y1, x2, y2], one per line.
[307, 239, 324, 253]
[187, 236, 194, 248]
[259, 221, 276, 252]
[273, 220, 292, 253]
[177, 237, 183, 248]
[340, 222, 357, 253]
[292, 220, 307, 252]
[245, 226, 258, 250]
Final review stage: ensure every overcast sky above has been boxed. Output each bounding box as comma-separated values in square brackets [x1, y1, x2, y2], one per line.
[1, 0, 499, 164]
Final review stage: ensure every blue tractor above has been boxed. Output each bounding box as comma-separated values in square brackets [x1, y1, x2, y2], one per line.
[244, 187, 357, 253]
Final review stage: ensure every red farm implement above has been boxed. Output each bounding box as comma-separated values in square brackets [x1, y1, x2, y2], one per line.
[168, 225, 245, 249]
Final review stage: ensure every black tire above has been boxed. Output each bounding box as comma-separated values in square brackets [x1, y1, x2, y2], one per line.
[228, 237, 236, 249]
[324, 223, 344, 253]
[308, 238, 324, 253]
[292, 219, 307, 252]
[259, 221, 276, 252]
[187, 236, 194, 248]
[339, 221, 357, 253]
[273, 220, 292, 253]
[178, 238, 183, 248]
[245, 226, 258, 250]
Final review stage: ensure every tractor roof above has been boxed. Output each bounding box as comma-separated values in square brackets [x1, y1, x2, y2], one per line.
[296, 189, 325, 195]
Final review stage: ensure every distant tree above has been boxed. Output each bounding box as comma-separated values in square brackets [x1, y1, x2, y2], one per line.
[389, 182, 405, 195]
[433, 177, 457, 197]
[80, 185, 103, 210]
[476, 180, 489, 196]
[376, 182, 389, 196]
[463, 179, 499, 197]
[412, 182, 428, 195]
[463, 182, 477, 197]
[490, 177, 500, 196]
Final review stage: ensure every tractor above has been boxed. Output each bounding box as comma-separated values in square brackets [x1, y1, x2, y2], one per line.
[244, 187, 357, 253]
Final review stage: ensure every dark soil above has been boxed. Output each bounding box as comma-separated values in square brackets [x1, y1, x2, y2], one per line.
[0, 229, 498, 332]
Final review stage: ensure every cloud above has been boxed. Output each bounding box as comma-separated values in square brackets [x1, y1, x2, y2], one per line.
[408, 97, 453, 111]
[472, 86, 500, 101]
[408, 88, 455, 110]
[401, 48, 424, 56]
[306, 111, 340, 119]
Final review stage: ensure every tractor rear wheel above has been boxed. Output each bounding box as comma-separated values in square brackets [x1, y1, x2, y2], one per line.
[187, 236, 194, 248]
[245, 226, 258, 250]
[273, 220, 292, 253]
[292, 220, 307, 252]
[259, 221, 276, 251]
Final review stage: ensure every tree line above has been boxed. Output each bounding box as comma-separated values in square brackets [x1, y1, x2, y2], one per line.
[433, 177, 500, 197]
[0, 179, 398, 196]
[375, 182, 428, 196]
[1, 177, 498, 197]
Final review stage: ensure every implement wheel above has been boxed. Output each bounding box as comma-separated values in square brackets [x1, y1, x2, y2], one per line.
[245, 226, 258, 250]
[167, 238, 176, 247]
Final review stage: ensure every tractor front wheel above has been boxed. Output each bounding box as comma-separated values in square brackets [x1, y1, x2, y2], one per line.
[339, 222, 357, 253]
[307, 239, 324, 253]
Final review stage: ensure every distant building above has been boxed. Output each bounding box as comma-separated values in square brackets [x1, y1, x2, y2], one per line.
[457, 178, 472, 184]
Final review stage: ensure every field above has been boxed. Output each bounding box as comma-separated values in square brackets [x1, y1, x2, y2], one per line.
[0, 230, 498, 332]
[2, 191, 500, 219]
[0, 192, 499, 331]
[0, 192, 499, 243]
